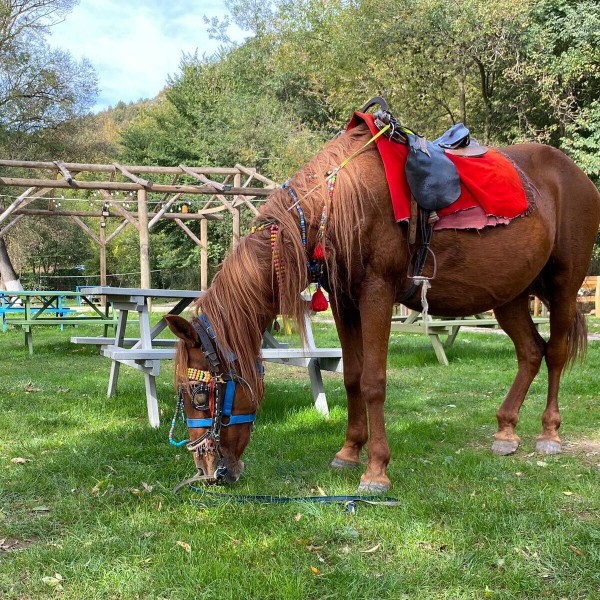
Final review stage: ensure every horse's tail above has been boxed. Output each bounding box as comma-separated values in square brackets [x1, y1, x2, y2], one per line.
[566, 306, 588, 367]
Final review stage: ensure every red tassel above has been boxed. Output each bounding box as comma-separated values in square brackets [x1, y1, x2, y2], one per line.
[310, 287, 329, 312]
[312, 242, 326, 261]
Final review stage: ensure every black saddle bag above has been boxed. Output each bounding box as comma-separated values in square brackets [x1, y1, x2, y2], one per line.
[405, 133, 462, 211]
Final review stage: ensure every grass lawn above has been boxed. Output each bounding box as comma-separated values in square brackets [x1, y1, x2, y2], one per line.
[0, 316, 599, 599]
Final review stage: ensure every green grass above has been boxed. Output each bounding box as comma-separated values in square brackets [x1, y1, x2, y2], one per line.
[1, 318, 599, 599]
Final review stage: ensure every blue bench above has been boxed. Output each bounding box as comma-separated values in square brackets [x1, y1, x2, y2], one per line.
[2, 305, 78, 332]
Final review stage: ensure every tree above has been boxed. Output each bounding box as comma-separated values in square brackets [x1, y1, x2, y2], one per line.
[0, 0, 98, 290]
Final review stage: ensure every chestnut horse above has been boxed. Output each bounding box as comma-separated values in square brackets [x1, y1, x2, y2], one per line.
[165, 122, 600, 493]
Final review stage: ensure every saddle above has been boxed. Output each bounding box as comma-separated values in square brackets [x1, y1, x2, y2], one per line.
[360, 97, 488, 212]
[357, 97, 489, 301]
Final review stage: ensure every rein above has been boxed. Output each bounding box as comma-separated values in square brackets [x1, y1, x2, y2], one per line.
[178, 486, 402, 512]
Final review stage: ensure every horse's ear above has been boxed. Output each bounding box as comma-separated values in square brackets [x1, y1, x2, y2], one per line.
[164, 315, 199, 347]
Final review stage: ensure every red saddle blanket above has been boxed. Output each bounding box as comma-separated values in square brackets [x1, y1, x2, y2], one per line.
[347, 112, 529, 229]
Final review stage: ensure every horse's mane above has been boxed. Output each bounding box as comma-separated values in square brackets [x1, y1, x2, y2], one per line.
[192, 124, 378, 401]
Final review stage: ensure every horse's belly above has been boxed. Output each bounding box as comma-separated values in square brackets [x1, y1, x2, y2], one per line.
[402, 217, 553, 316]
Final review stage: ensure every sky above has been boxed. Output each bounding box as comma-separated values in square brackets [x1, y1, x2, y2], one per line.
[49, 0, 248, 112]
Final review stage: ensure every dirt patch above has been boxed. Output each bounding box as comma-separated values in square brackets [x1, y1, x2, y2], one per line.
[562, 438, 600, 465]
[0, 537, 35, 552]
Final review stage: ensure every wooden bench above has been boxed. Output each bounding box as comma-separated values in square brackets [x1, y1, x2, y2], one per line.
[72, 315, 343, 426]
[390, 311, 549, 366]
[577, 275, 599, 314]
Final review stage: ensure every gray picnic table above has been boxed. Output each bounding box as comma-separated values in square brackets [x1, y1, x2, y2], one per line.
[71, 287, 342, 428]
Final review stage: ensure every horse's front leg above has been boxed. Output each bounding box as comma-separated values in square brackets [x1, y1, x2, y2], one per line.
[357, 275, 395, 493]
[330, 293, 367, 468]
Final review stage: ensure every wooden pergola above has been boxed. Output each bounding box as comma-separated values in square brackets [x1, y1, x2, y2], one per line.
[0, 160, 277, 290]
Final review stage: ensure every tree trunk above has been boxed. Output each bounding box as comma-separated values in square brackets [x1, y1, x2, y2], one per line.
[0, 237, 23, 291]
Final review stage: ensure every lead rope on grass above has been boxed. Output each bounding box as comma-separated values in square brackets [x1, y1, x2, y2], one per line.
[174, 485, 402, 513]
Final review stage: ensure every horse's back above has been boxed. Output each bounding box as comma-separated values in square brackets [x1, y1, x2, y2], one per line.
[500, 143, 600, 220]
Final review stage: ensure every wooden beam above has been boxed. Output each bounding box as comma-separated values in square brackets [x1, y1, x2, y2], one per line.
[99, 217, 107, 289]
[0, 177, 272, 196]
[235, 163, 277, 187]
[70, 215, 100, 245]
[99, 190, 140, 231]
[53, 161, 76, 186]
[174, 218, 202, 246]
[233, 173, 241, 247]
[106, 219, 129, 244]
[0, 159, 242, 176]
[0, 214, 24, 238]
[0, 187, 36, 225]
[179, 164, 232, 192]
[114, 162, 153, 188]
[138, 189, 151, 289]
[11, 208, 223, 220]
[148, 193, 182, 230]
[200, 217, 208, 291]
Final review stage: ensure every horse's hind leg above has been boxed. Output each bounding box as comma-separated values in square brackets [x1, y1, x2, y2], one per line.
[492, 294, 546, 455]
[536, 295, 583, 454]
[330, 293, 367, 469]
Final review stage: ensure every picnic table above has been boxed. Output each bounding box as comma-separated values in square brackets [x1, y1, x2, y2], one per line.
[390, 310, 549, 365]
[71, 287, 343, 428]
[1, 290, 116, 354]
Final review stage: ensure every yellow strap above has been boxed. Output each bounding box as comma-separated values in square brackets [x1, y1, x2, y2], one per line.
[335, 123, 390, 173]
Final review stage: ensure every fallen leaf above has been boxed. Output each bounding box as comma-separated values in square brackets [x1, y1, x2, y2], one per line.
[295, 538, 311, 546]
[569, 545, 585, 556]
[42, 573, 63, 590]
[24, 382, 41, 393]
[360, 543, 381, 554]
[294, 513, 302, 522]
[562, 491, 574, 496]
[141, 482, 153, 493]
[310, 566, 321, 575]
[515, 472, 524, 477]
[130, 488, 142, 495]
[141, 531, 155, 539]
[177, 541, 191, 553]
[11, 457, 30, 464]
[31, 506, 50, 512]
[536, 461, 548, 467]
[307, 545, 323, 552]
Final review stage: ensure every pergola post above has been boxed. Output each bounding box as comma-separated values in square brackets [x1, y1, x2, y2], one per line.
[233, 173, 241, 247]
[200, 217, 208, 291]
[99, 215, 107, 296]
[137, 189, 151, 292]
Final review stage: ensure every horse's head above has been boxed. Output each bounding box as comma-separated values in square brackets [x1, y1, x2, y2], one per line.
[164, 314, 258, 486]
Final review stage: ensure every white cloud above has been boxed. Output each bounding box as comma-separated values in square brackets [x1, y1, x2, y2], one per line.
[49, 0, 247, 111]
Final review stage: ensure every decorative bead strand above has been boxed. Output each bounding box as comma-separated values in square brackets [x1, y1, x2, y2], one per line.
[327, 169, 339, 203]
[169, 394, 189, 447]
[187, 368, 211, 383]
[271, 224, 284, 288]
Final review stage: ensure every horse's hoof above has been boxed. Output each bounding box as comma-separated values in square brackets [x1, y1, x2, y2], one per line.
[357, 481, 390, 494]
[331, 457, 361, 469]
[536, 440, 561, 454]
[492, 440, 519, 456]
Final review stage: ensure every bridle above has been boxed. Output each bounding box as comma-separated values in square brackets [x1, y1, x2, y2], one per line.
[170, 313, 258, 488]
